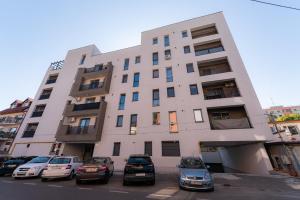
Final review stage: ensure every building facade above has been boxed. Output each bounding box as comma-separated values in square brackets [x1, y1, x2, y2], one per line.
[10, 12, 273, 174]
[0, 98, 32, 154]
[264, 105, 300, 120]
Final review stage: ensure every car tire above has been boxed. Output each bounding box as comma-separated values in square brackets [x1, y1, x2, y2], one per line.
[41, 178, 48, 182]
[67, 170, 74, 180]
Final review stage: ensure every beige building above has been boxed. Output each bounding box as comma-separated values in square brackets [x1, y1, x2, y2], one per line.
[0, 98, 32, 154]
[11, 12, 273, 174]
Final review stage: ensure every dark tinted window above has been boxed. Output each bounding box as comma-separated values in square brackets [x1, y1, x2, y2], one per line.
[28, 156, 51, 163]
[128, 157, 152, 164]
[162, 141, 180, 157]
[145, 142, 152, 156]
[49, 157, 71, 164]
[113, 142, 121, 156]
[180, 158, 206, 169]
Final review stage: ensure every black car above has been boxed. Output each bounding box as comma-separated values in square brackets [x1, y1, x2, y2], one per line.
[123, 154, 155, 186]
[0, 156, 36, 176]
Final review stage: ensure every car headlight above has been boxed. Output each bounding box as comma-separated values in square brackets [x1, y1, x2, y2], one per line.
[29, 166, 41, 172]
[204, 172, 212, 180]
[180, 174, 186, 179]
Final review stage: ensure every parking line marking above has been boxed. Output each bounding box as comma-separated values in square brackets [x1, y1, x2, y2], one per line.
[47, 184, 63, 188]
[1, 180, 13, 183]
[78, 187, 92, 190]
[109, 190, 129, 194]
[23, 182, 36, 185]
[147, 194, 172, 198]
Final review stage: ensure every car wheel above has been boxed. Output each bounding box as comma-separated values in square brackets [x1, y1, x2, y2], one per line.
[67, 170, 74, 180]
[41, 178, 48, 182]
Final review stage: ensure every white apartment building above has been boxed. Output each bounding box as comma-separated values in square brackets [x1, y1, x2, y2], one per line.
[10, 12, 273, 174]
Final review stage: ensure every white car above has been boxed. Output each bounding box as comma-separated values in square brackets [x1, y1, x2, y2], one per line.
[12, 156, 53, 178]
[41, 156, 82, 181]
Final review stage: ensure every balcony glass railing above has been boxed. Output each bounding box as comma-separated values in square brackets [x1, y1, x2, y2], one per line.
[195, 46, 224, 56]
[84, 65, 104, 73]
[79, 82, 104, 91]
[31, 111, 44, 117]
[73, 102, 100, 111]
[210, 117, 251, 130]
[67, 126, 94, 135]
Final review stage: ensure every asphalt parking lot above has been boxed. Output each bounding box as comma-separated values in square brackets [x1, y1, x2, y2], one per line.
[0, 173, 300, 200]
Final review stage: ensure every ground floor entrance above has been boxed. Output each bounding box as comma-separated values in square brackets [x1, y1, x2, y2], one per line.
[199, 141, 273, 175]
[62, 143, 95, 161]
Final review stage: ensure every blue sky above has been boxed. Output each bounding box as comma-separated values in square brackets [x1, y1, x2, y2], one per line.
[0, 0, 299, 110]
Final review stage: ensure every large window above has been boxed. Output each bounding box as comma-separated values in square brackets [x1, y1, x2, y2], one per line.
[169, 111, 178, 133]
[153, 69, 159, 78]
[31, 104, 46, 117]
[118, 94, 126, 110]
[22, 123, 38, 138]
[153, 112, 160, 125]
[46, 74, 58, 84]
[166, 67, 173, 82]
[124, 58, 129, 70]
[162, 141, 180, 157]
[164, 35, 170, 47]
[113, 142, 121, 156]
[116, 115, 123, 127]
[145, 141, 152, 156]
[167, 87, 175, 97]
[184, 46, 191, 54]
[133, 72, 140, 87]
[122, 74, 128, 83]
[186, 63, 194, 73]
[193, 109, 204, 123]
[135, 56, 141, 64]
[132, 92, 139, 102]
[39, 88, 52, 100]
[130, 114, 138, 135]
[152, 52, 158, 65]
[152, 89, 160, 107]
[79, 118, 90, 128]
[189, 84, 199, 95]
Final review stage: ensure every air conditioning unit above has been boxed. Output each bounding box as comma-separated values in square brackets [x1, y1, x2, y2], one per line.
[68, 117, 76, 123]
[165, 54, 171, 60]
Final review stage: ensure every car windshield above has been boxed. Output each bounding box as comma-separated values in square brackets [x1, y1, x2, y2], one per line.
[128, 157, 151, 164]
[49, 157, 71, 164]
[85, 158, 106, 164]
[181, 158, 206, 169]
[28, 157, 51, 164]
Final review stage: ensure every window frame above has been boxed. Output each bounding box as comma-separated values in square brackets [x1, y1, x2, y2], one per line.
[184, 45, 191, 54]
[132, 91, 139, 102]
[193, 109, 204, 123]
[116, 115, 123, 127]
[189, 84, 199, 95]
[167, 87, 175, 98]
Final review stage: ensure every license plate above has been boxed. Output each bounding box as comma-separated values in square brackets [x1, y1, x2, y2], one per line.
[86, 168, 98, 172]
[135, 173, 145, 177]
[17, 173, 26, 176]
[191, 180, 202, 185]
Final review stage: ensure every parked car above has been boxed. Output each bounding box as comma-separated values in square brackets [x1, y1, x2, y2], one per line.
[0, 156, 11, 168]
[41, 156, 82, 181]
[0, 156, 36, 176]
[123, 154, 155, 186]
[76, 157, 114, 184]
[177, 157, 214, 191]
[12, 156, 53, 179]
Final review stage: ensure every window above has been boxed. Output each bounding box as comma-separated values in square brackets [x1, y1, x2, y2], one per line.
[152, 89, 160, 107]
[153, 37, 158, 45]
[164, 49, 171, 60]
[169, 111, 178, 133]
[153, 69, 159, 78]
[80, 54, 86, 65]
[133, 72, 140, 87]
[124, 58, 129, 70]
[85, 97, 95, 103]
[122, 74, 128, 83]
[39, 88, 52, 100]
[194, 109, 204, 122]
[194, 41, 224, 56]
[79, 118, 90, 128]
[135, 56, 141, 64]
[116, 115, 123, 127]
[186, 63, 194, 73]
[132, 92, 139, 102]
[31, 104, 46, 117]
[130, 114, 138, 135]
[153, 112, 160, 125]
[167, 87, 175, 97]
[164, 35, 170, 47]
[189, 84, 199, 95]
[182, 30, 188, 38]
[162, 141, 180, 156]
[152, 52, 158, 65]
[184, 46, 191, 54]
[288, 126, 299, 135]
[22, 123, 38, 138]
[118, 94, 126, 110]
[90, 79, 100, 89]
[166, 67, 173, 82]
[46, 74, 58, 84]
[113, 142, 121, 156]
[145, 141, 152, 156]
[9, 128, 17, 133]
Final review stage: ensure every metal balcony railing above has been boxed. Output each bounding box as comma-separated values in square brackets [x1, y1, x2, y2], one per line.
[79, 82, 104, 91]
[73, 102, 100, 111]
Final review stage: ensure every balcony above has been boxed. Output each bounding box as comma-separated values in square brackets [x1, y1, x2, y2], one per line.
[0, 117, 23, 125]
[194, 41, 224, 56]
[198, 58, 231, 76]
[207, 106, 252, 130]
[69, 63, 113, 97]
[191, 24, 218, 39]
[63, 101, 105, 117]
[202, 79, 240, 100]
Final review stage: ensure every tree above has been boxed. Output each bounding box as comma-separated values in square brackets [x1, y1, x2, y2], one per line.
[276, 114, 300, 122]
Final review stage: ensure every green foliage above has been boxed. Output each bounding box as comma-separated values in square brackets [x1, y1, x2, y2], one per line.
[276, 114, 300, 122]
